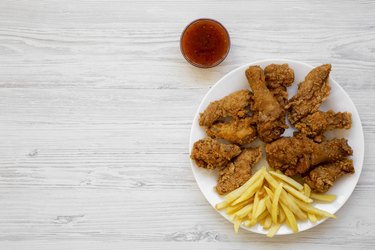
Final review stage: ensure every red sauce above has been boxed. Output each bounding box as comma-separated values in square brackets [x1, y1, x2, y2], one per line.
[180, 19, 230, 68]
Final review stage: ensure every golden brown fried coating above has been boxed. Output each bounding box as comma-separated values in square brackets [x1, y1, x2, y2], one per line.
[206, 117, 257, 145]
[264, 64, 295, 108]
[265, 136, 353, 176]
[303, 159, 354, 193]
[287, 64, 331, 125]
[199, 90, 253, 127]
[191, 137, 241, 169]
[245, 66, 287, 143]
[216, 147, 262, 195]
[295, 110, 352, 141]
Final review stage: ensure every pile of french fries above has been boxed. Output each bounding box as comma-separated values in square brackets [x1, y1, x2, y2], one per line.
[215, 166, 337, 237]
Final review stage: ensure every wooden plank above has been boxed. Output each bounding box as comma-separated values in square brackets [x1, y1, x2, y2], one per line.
[0, 0, 374, 249]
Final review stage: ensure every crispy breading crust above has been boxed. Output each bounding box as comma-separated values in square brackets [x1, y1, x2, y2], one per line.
[245, 66, 287, 143]
[199, 90, 253, 127]
[191, 137, 241, 170]
[295, 110, 352, 141]
[264, 64, 294, 108]
[216, 147, 262, 195]
[303, 159, 354, 193]
[287, 64, 331, 125]
[206, 117, 257, 145]
[266, 136, 353, 176]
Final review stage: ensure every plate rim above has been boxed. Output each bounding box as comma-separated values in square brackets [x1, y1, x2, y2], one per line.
[189, 58, 365, 235]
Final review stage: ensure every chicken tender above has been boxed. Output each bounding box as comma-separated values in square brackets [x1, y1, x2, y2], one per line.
[206, 117, 257, 145]
[295, 110, 352, 141]
[303, 159, 354, 193]
[199, 90, 253, 127]
[245, 66, 287, 143]
[265, 136, 353, 176]
[264, 64, 295, 108]
[191, 137, 241, 169]
[287, 64, 331, 125]
[216, 147, 262, 195]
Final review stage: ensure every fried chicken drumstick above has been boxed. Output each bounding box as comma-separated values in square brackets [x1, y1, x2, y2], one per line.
[191, 137, 241, 169]
[265, 136, 353, 176]
[287, 64, 331, 125]
[216, 147, 262, 195]
[303, 159, 354, 193]
[245, 66, 287, 143]
[294, 110, 352, 141]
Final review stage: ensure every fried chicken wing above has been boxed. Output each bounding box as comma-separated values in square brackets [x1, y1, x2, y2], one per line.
[216, 147, 262, 195]
[295, 110, 352, 141]
[303, 159, 354, 193]
[199, 90, 253, 127]
[191, 137, 241, 169]
[287, 64, 331, 125]
[206, 117, 257, 145]
[264, 64, 295, 108]
[265, 136, 353, 176]
[245, 66, 287, 143]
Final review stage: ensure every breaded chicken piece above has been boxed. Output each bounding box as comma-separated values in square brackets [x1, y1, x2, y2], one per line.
[191, 137, 241, 169]
[206, 117, 257, 145]
[245, 66, 287, 143]
[295, 110, 352, 141]
[216, 147, 262, 195]
[287, 64, 331, 125]
[303, 159, 354, 193]
[199, 90, 253, 127]
[265, 136, 353, 176]
[264, 64, 295, 108]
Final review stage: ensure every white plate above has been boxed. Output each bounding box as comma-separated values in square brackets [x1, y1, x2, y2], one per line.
[189, 59, 364, 235]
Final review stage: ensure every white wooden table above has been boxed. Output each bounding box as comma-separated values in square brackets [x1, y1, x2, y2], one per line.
[0, 1, 374, 249]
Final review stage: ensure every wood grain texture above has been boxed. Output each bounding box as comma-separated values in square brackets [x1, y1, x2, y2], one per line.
[0, 0, 374, 249]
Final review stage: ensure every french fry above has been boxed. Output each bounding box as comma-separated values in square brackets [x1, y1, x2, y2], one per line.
[224, 166, 266, 204]
[234, 217, 242, 233]
[267, 223, 281, 238]
[258, 187, 267, 199]
[215, 200, 229, 210]
[310, 193, 337, 202]
[217, 166, 337, 237]
[272, 183, 283, 223]
[304, 183, 311, 197]
[254, 199, 267, 219]
[235, 204, 253, 219]
[264, 196, 272, 215]
[252, 190, 261, 219]
[244, 219, 257, 227]
[308, 213, 318, 223]
[279, 206, 286, 223]
[283, 183, 313, 203]
[264, 186, 274, 199]
[294, 198, 336, 218]
[226, 199, 252, 214]
[263, 215, 272, 229]
[257, 210, 269, 222]
[232, 175, 264, 205]
[281, 203, 298, 233]
[264, 172, 278, 189]
[280, 191, 307, 220]
[270, 171, 303, 190]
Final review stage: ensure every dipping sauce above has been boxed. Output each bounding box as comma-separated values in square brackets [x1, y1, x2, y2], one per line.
[180, 19, 230, 68]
